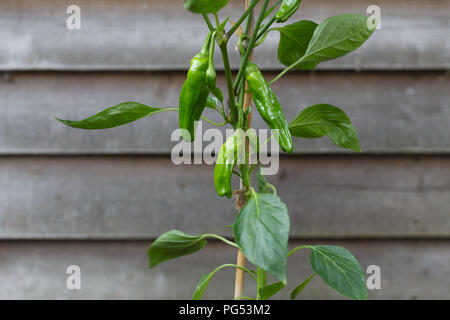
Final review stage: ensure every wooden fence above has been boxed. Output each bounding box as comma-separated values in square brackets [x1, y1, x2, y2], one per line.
[0, 0, 448, 299]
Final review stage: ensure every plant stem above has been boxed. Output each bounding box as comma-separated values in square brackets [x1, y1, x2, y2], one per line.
[227, 0, 261, 39]
[268, 55, 307, 86]
[218, 43, 238, 124]
[201, 116, 228, 127]
[233, 0, 270, 92]
[288, 245, 313, 257]
[202, 14, 214, 31]
[236, 81, 245, 128]
[256, 267, 267, 298]
[256, 15, 276, 41]
[203, 234, 239, 248]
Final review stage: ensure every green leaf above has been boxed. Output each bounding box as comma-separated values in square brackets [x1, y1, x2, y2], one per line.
[277, 20, 319, 70]
[290, 274, 315, 299]
[256, 167, 269, 193]
[205, 96, 220, 110]
[288, 104, 360, 152]
[148, 230, 207, 268]
[192, 264, 256, 300]
[56, 102, 176, 130]
[258, 282, 285, 300]
[233, 193, 290, 283]
[309, 245, 367, 300]
[219, 17, 230, 34]
[184, 0, 228, 14]
[148, 230, 238, 268]
[300, 13, 375, 64]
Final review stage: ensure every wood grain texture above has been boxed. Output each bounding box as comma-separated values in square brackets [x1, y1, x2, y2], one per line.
[0, 155, 448, 239]
[0, 240, 448, 299]
[0, 0, 447, 71]
[1, 71, 448, 154]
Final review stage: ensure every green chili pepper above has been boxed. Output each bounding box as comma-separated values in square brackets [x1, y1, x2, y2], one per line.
[206, 32, 217, 90]
[184, 0, 228, 14]
[245, 62, 293, 153]
[214, 130, 245, 197]
[179, 31, 212, 141]
[275, 0, 302, 23]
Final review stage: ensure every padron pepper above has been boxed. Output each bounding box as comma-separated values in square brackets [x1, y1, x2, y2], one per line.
[275, 0, 303, 23]
[184, 0, 228, 14]
[214, 130, 245, 198]
[206, 32, 217, 90]
[179, 31, 212, 141]
[245, 62, 293, 153]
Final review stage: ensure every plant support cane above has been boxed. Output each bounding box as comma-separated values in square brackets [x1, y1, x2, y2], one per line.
[57, 0, 378, 300]
[234, 0, 253, 299]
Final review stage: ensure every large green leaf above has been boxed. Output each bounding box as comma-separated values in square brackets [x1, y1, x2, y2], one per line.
[276, 20, 319, 70]
[56, 102, 176, 129]
[148, 230, 207, 268]
[258, 281, 285, 300]
[192, 264, 256, 300]
[300, 13, 375, 64]
[148, 230, 238, 268]
[309, 245, 367, 300]
[233, 193, 290, 283]
[288, 104, 360, 152]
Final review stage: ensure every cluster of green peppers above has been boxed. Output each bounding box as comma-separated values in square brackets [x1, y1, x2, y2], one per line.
[245, 62, 293, 154]
[181, 0, 301, 195]
[179, 31, 215, 141]
[275, 0, 303, 23]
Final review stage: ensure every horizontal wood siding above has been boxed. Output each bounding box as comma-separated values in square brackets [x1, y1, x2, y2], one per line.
[0, 71, 448, 154]
[0, 0, 448, 299]
[0, 0, 448, 71]
[0, 155, 449, 239]
[0, 240, 449, 299]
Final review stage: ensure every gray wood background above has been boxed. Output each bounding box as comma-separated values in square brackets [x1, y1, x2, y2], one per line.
[0, 0, 449, 299]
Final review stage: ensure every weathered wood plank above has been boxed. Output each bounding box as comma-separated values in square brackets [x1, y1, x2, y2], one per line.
[0, 0, 447, 71]
[0, 156, 449, 239]
[1, 71, 448, 154]
[0, 240, 448, 299]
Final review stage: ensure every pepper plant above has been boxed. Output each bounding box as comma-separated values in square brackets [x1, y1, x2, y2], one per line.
[57, 0, 377, 300]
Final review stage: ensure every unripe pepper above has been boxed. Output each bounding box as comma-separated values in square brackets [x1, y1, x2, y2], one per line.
[275, 0, 302, 23]
[245, 62, 293, 153]
[179, 32, 212, 141]
[214, 130, 245, 198]
[206, 32, 217, 90]
[184, 0, 228, 14]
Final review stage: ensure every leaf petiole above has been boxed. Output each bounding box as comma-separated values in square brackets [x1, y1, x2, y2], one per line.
[202, 234, 240, 248]
[288, 245, 313, 257]
[201, 116, 228, 127]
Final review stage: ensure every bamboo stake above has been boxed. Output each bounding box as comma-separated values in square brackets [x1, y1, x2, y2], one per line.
[234, 0, 254, 299]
